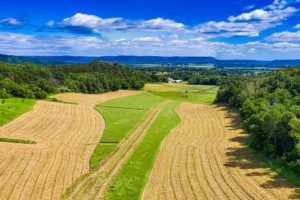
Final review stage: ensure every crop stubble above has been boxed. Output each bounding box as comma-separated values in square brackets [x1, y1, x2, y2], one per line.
[64, 101, 166, 200]
[0, 90, 139, 200]
[143, 103, 299, 200]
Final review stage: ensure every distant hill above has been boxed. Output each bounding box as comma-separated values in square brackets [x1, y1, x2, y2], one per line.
[0, 54, 298, 68]
[0, 54, 65, 65]
[28, 55, 300, 68]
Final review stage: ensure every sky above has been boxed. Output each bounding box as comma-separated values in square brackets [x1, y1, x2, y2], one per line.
[0, 0, 300, 60]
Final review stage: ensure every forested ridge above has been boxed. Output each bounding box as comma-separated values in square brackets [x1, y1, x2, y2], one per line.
[216, 67, 300, 173]
[0, 61, 150, 99]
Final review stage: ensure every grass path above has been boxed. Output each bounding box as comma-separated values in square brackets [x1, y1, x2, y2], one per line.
[104, 101, 180, 200]
[90, 93, 163, 169]
[63, 101, 166, 199]
[142, 103, 299, 200]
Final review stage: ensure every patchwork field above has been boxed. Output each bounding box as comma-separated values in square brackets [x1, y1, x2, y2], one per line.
[90, 93, 163, 169]
[0, 90, 139, 200]
[143, 103, 299, 200]
[104, 101, 180, 199]
[0, 85, 299, 200]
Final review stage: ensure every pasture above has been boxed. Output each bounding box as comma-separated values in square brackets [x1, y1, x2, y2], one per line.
[144, 83, 219, 103]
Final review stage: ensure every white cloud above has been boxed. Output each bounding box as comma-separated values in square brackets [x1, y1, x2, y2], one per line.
[295, 24, 300, 28]
[0, 18, 22, 26]
[60, 13, 126, 33]
[138, 18, 185, 31]
[132, 36, 162, 42]
[267, 0, 288, 10]
[267, 31, 300, 41]
[228, 7, 296, 23]
[195, 1, 297, 38]
[194, 21, 259, 37]
[1, 32, 299, 60]
[49, 13, 185, 34]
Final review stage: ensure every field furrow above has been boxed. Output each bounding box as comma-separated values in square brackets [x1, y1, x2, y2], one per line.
[64, 101, 166, 200]
[0, 90, 139, 200]
[143, 103, 299, 200]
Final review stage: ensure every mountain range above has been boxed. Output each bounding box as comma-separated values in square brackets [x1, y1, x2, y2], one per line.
[1, 54, 300, 68]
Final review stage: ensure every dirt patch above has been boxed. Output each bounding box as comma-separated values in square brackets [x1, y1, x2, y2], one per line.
[142, 103, 299, 200]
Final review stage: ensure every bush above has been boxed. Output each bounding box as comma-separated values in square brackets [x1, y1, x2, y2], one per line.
[0, 89, 10, 99]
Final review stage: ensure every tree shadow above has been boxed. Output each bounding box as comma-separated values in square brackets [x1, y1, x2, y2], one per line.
[214, 105, 300, 199]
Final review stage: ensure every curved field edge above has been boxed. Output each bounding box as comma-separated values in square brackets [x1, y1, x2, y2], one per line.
[90, 93, 163, 169]
[0, 98, 35, 126]
[104, 101, 180, 200]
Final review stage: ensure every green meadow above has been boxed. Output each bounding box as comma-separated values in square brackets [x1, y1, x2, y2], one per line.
[145, 83, 219, 104]
[0, 98, 36, 126]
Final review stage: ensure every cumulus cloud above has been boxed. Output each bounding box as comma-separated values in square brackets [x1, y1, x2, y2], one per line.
[228, 7, 296, 23]
[138, 18, 185, 31]
[1, 32, 299, 60]
[295, 24, 300, 28]
[48, 13, 185, 34]
[195, 0, 297, 38]
[267, 31, 300, 41]
[194, 21, 259, 37]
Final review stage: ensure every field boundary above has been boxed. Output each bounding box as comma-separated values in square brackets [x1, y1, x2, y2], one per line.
[63, 101, 166, 199]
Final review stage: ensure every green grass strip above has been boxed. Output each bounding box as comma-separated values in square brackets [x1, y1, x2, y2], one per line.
[0, 137, 36, 144]
[104, 101, 180, 200]
[90, 144, 117, 170]
[0, 98, 36, 126]
[90, 93, 163, 169]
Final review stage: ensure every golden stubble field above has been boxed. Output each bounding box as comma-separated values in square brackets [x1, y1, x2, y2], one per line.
[143, 103, 299, 200]
[0, 90, 140, 200]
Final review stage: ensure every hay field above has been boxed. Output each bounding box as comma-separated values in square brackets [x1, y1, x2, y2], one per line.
[143, 103, 299, 200]
[0, 90, 138, 200]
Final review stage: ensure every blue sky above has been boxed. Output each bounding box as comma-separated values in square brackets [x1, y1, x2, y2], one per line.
[0, 0, 300, 59]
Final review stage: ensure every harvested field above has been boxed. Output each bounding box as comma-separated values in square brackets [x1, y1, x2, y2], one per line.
[54, 90, 141, 106]
[63, 101, 166, 200]
[0, 90, 138, 200]
[143, 103, 299, 200]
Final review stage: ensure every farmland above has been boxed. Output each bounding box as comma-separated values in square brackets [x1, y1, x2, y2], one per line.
[0, 90, 139, 199]
[142, 103, 298, 199]
[144, 83, 219, 104]
[104, 101, 180, 199]
[90, 93, 163, 169]
[0, 82, 299, 200]
[0, 98, 35, 126]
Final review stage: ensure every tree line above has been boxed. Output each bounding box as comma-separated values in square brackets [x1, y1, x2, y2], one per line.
[0, 61, 152, 99]
[215, 67, 300, 172]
